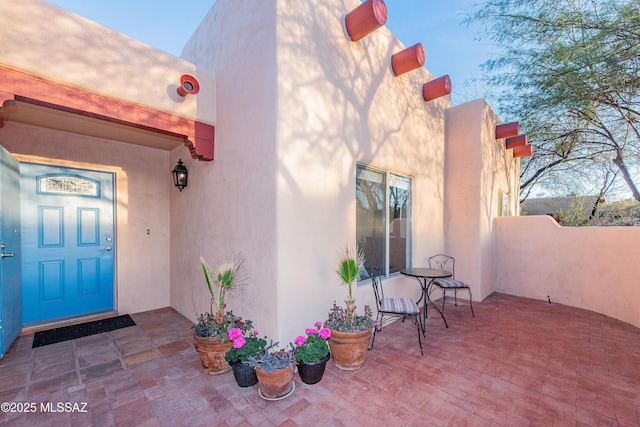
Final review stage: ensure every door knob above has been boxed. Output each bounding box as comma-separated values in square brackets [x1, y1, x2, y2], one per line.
[105, 246, 113, 251]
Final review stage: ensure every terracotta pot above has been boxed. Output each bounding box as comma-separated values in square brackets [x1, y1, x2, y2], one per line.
[327, 329, 371, 370]
[193, 335, 233, 375]
[297, 353, 330, 384]
[255, 365, 295, 399]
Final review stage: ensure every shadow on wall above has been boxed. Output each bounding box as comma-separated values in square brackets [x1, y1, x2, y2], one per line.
[274, 0, 449, 316]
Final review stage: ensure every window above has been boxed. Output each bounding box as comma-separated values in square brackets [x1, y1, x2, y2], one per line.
[356, 164, 412, 281]
[498, 190, 510, 216]
[37, 175, 100, 197]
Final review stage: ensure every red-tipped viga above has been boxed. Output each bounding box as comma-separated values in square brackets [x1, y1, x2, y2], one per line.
[505, 134, 527, 150]
[422, 75, 452, 102]
[495, 122, 519, 139]
[345, 0, 388, 42]
[513, 144, 533, 158]
[391, 43, 425, 76]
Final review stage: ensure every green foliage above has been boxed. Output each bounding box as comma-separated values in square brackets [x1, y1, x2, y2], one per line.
[200, 253, 247, 314]
[225, 336, 267, 364]
[467, 0, 640, 202]
[191, 311, 240, 341]
[294, 334, 329, 365]
[336, 245, 365, 299]
[555, 196, 600, 226]
[595, 199, 640, 226]
[246, 341, 295, 374]
[324, 301, 374, 333]
[292, 323, 331, 364]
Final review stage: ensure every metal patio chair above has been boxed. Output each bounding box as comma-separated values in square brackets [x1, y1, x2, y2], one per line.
[427, 254, 474, 318]
[369, 266, 423, 355]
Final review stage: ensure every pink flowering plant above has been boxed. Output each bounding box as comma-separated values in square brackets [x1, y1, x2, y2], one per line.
[224, 324, 267, 364]
[292, 322, 331, 364]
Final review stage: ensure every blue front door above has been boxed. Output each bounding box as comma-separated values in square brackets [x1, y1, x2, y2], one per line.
[0, 146, 21, 358]
[21, 164, 115, 324]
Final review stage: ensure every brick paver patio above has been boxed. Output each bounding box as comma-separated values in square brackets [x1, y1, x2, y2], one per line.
[1, 293, 639, 426]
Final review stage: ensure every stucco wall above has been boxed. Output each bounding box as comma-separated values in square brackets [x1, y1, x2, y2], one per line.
[0, 0, 215, 124]
[495, 215, 640, 328]
[176, 1, 279, 336]
[275, 0, 448, 341]
[445, 100, 520, 301]
[0, 122, 171, 314]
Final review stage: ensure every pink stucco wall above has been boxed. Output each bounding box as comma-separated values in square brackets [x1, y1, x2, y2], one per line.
[1, 122, 172, 315]
[495, 215, 640, 328]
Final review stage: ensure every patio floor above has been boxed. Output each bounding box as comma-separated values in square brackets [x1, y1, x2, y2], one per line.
[1, 293, 639, 426]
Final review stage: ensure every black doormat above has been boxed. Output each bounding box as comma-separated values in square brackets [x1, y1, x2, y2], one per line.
[32, 314, 136, 348]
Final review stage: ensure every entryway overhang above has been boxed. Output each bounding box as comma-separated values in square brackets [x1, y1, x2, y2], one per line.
[0, 65, 214, 161]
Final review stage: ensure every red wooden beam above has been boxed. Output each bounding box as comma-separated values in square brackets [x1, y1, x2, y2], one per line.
[505, 134, 527, 150]
[391, 43, 425, 77]
[422, 75, 451, 102]
[0, 65, 214, 161]
[495, 122, 519, 140]
[513, 144, 532, 158]
[345, 0, 388, 42]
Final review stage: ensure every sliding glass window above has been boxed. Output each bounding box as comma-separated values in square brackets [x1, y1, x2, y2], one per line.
[356, 164, 412, 281]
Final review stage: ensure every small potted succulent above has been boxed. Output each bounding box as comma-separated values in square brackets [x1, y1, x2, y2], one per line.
[292, 322, 331, 384]
[192, 253, 248, 375]
[225, 325, 267, 387]
[325, 244, 375, 370]
[247, 341, 296, 400]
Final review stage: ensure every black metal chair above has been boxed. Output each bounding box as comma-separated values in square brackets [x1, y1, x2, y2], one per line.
[369, 266, 423, 355]
[427, 254, 474, 318]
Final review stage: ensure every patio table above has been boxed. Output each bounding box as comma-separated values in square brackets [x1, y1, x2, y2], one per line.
[400, 268, 452, 332]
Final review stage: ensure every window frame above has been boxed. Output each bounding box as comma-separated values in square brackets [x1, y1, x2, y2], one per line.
[356, 163, 412, 283]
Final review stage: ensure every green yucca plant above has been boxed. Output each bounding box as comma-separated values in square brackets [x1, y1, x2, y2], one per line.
[336, 245, 365, 300]
[200, 253, 247, 323]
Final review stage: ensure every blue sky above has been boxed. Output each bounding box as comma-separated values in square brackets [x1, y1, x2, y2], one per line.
[46, 0, 494, 105]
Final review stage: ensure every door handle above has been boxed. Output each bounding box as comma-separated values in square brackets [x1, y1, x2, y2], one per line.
[0, 242, 14, 258]
[105, 246, 112, 251]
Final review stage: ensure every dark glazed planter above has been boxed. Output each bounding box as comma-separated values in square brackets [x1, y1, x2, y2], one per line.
[297, 353, 330, 385]
[327, 329, 371, 370]
[230, 361, 258, 387]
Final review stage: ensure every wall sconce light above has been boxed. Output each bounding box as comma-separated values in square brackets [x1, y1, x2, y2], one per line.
[176, 74, 200, 97]
[172, 159, 188, 191]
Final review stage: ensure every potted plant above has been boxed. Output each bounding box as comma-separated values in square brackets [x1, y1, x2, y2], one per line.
[247, 341, 296, 400]
[325, 244, 375, 370]
[192, 253, 248, 375]
[292, 322, 331, 384]
[225, 325, 267, 387]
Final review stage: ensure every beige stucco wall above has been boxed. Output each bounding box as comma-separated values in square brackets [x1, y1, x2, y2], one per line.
[0, 0, 215, 124]
[444, 100, 520, 301]
[0, 0, 220, 324]
[176, 0, 451, 343]
[176, 1, 279, 335]
[276, 0, 448, 341]
[0, 122, 171, 314]
[495, 215, 640, 328]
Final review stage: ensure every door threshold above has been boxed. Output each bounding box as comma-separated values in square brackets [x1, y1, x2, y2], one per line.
[20, 310, 119, 335]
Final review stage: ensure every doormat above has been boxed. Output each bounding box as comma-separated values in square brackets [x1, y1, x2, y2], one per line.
[32, 315, 136, 348]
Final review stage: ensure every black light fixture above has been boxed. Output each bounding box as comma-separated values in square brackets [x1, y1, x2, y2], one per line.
[172, 159, 188, 191]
